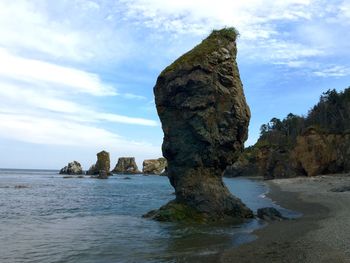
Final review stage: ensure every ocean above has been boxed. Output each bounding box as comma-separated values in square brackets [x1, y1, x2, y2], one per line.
[0, 169, 297, 263]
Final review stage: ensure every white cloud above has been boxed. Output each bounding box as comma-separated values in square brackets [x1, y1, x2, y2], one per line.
[121, 0, 314, 37]
[0, 49, 116, 96]
[0, 113, 159, 156]
[313, 66, 350, 77]
[0, 0, 135, 62]
[122, 93, 147, 100]
[0, 81, 158, 127]
[120, 0, 350, 75]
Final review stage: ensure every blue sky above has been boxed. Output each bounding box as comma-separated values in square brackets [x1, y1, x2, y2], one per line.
[0, 0, 349, 169]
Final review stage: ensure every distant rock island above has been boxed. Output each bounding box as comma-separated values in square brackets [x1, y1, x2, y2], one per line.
[146, 28, 253, 223]
[112, 157, 141, 174]
[225, 87, 350, 179]
[59, 161, 83, 175]
[142, 158, 167, 175]
[86, 150, 111, 179]
[59, 154, 167, 177]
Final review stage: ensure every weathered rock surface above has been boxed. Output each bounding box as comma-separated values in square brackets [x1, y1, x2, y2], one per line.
[291, 128, 350, 177]
[257, 207, 286, 221]
[224, 162, 258, 178]
[149, 28, 253, 222]
[97, 170, 108, 179]
[112, 157, 141, 174]
[258, 145, 298, 179]
[59, 161, 83, 175]
[142, 158, 167, 175]
[330, 185, 350, 192]
[86, 150, 111, 176]
[233, 128, 350, 179]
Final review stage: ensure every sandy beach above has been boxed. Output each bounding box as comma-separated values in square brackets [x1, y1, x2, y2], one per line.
[219, 174, 350, 263]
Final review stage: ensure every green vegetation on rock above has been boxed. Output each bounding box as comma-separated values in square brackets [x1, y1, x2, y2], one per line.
[162, 27, 239, 74]
[146, 201, 207, 223]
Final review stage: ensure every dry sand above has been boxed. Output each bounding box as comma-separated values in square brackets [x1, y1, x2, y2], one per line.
[219, 174, 350, 263]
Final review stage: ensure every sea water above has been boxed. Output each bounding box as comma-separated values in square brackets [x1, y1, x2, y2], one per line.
[0, 169, 297, 263]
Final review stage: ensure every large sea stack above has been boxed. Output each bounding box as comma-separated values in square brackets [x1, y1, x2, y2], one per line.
[148, 28, 253, 222]
[86, 150, 111, 176]
[112, 157, 141, 174]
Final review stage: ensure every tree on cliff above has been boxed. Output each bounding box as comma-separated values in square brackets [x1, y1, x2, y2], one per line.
[259, 87, 350, 144]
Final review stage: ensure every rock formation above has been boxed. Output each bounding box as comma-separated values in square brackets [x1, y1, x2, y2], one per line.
[147, 28, 253, 222]
[231, 128, 350, 179]
[86, 150, 111, 176]
[291, 128, 350, 176]
[112, 157, 141, 174]
[97, 170, 108, 179]
[257, 207, 286, 221]
[224, 152, 258, 177]
[59, 161, 83, 175]
[142, 158, 167, 175]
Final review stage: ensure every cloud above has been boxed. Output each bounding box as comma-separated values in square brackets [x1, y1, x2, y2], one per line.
[313, 66, 350, 77]
[119, 0, 350, 76]
[122, 93, 147, 100]
[0, 0, 136, 62]
[0, 81, 158, 127]
[0, 49, 117, 96]
[0, 113, 159, 155]
[120, 0, 314, 37]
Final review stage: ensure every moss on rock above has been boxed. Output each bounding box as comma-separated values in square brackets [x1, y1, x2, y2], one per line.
[162, 27, 239, 75]
[144, 201, 207, 223]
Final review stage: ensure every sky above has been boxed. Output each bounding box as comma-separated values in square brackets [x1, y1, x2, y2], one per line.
[0, 0, 349, 169]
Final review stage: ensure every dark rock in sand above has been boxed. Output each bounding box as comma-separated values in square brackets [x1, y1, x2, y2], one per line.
[142, 158, 167, 175]
[257, 207, 286, 221]
[86, 150, 111, 176]
[330, 185, 350, 192]
[148, 28, 253, 222]
[112, 157, 141, 174]
[59, 161, 83, 175]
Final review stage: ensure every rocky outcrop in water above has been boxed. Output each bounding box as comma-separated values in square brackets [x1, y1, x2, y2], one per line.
[97, 170, 108, 179]
[142, 158, 167, 175]
[86, 151, 111, 176]
[59, 161, 83, 175]
[112, 157, 141, 174]
[147, 28, 253, 222]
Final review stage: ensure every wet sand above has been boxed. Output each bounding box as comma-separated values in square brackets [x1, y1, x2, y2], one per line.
[220, 174, 350, 263]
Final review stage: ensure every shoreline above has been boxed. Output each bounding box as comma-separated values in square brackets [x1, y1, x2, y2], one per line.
[219, 175, 350, 263]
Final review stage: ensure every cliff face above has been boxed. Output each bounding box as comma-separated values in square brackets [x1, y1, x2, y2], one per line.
[149, 28, 253, 222]
[112, 157, 140, 174]
[291, 129, 350, 177]
[232, 129, 350, 179]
